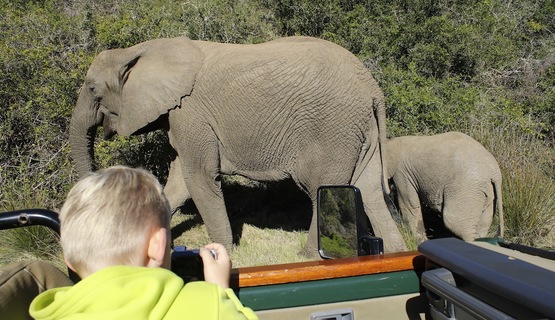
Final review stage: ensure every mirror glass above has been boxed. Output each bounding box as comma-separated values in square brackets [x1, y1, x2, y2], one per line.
[317, 186, 360, 259]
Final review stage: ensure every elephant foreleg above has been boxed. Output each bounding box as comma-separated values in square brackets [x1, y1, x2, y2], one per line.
[173, 125, 233, 251]
[182, 166, 233, 251]
[164, 156, 191, 214]
[189, 177, 233, 250]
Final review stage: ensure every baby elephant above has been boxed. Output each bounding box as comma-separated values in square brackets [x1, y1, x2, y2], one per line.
[385, 132, 504, 244]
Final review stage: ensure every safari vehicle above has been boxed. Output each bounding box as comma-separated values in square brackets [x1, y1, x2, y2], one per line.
[1, 186, 555, 319]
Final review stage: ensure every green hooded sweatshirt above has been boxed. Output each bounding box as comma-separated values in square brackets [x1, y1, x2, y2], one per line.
[29, 265, 257, 320]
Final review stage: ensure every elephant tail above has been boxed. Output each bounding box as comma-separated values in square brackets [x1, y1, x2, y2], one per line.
[493, 177, 505, 238]
[351, 97, 390, 196]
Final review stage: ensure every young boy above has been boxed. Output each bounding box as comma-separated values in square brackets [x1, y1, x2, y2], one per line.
[29, 165, 257, 319]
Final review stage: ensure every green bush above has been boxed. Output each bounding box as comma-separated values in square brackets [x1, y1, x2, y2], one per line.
[181, 0, 277, 43]
[0, 1, 92, 211]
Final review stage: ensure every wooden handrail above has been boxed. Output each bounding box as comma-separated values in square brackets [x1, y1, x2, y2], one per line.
[231, 251, 424, 288]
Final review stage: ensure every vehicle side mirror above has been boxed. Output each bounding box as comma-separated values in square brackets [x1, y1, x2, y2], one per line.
[317, 185, 384, 259]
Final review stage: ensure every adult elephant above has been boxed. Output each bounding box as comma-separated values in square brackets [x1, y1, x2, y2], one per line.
[385, 132, 504, 244]
[69, 36, 407, 255]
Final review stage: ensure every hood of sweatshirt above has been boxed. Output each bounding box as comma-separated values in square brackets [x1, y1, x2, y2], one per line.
[30, 266, 183, 320]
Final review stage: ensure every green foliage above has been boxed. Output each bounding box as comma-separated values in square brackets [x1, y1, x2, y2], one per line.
[318, 188, 358, 257]
[381, 63, 481, 136]
[522, 61, 555, 139]
[181, 0, 277, 43]
[320, 234, 354, 259]
[92, 1, 188, 47]
[319, 188, 357, 235]
[95, 131, 175, 184]
[89, 0, 277, 47]
[263, 0, 341, 37]
[0, 1, 92, 211]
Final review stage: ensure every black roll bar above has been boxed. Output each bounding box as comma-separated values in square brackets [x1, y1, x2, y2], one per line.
[0, 209, 60, 234]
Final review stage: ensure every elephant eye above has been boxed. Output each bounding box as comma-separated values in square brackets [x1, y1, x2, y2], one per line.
[88, 86, 102, 103]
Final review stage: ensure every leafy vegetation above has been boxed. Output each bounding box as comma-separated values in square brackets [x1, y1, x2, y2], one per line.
[0, 0, 553, 266]
[318, 187, 358, 258]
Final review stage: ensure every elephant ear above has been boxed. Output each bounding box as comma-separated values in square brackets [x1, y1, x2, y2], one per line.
[116, 37, 204, 136]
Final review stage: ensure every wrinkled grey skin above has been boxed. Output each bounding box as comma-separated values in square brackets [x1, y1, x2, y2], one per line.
[385, 132, 504, 244]
[69, 36, 407, 255]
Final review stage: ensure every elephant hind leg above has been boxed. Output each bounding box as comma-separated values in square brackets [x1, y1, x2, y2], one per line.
[443, 193, 493, 241]
[354, 160, 408, 252]
[476, 196, 495, 238]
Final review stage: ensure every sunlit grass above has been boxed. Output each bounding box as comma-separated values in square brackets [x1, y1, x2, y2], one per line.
[0, 227, 65, 272]
[230, 225, 310, 267]
[171, 213, 310, 267]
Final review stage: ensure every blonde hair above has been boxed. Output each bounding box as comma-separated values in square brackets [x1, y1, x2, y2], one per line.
[60, 165, 171, 275]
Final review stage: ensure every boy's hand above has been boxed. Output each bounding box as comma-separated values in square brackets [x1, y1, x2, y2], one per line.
[200, 243, 231, 289]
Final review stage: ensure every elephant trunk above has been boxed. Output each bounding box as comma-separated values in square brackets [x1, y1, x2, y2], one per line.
[69, 87, 100, 177]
